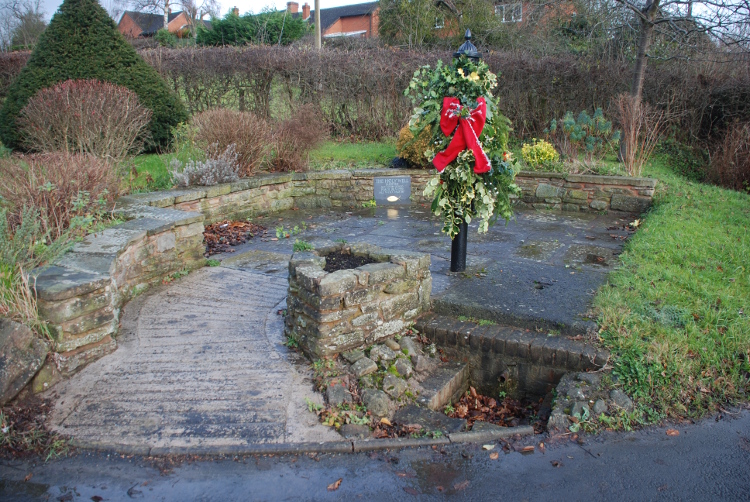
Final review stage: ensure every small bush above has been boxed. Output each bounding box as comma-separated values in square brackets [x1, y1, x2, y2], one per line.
[709, 121, 750, 193]
[614, 94, 664, 177]
[547, 108, 619, 163]
[171, 144, 240, 186]
[269, 104, 328, 172]
[18, 79, 152, 162]
[155, 29, 178, 48]
[192, 109, 270, 176]
[0, 153, 119, 239]
[396, 124, 433, 168]
[521, 138, 560, 169]
[658, 137, 709, 182]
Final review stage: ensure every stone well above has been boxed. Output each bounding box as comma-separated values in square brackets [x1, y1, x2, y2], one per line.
[285, 244, 432, 358]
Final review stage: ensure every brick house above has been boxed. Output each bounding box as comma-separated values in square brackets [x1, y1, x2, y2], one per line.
[288, 1, 380, 39]
[284, 1, 574, 41]
[118, 10, 211, 38]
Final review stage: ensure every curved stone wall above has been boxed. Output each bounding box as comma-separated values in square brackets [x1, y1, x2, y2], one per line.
[32, 168, 656, 390]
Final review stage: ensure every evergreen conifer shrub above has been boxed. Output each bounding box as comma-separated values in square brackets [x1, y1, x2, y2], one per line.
[0, 0, 187, 150]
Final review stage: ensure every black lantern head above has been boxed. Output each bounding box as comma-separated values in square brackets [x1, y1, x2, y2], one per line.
[453, 29, 481, 61]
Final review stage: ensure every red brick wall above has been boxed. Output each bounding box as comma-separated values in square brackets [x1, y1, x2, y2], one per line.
[118, 14, 142, 38]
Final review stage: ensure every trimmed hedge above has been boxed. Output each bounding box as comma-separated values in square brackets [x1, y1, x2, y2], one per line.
[0, 0, 187, 150]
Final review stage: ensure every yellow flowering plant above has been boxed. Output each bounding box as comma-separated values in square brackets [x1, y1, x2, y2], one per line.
[521, 138, 560, 169]
[404, 56, 519, 238]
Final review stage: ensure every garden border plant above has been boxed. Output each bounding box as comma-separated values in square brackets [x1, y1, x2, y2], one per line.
[0, 0, 187, 150]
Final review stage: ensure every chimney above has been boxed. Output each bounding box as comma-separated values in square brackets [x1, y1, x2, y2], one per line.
[231, 6, 239, 16]
[302, 3, 310, 20]
[287, 2, 299, 14]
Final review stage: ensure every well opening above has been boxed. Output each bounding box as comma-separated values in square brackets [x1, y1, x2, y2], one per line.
[286, 243, 432, 359]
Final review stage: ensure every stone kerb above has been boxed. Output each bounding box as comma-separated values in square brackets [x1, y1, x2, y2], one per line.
[514, 171, 657, 213]
[285, 244, 432, 358]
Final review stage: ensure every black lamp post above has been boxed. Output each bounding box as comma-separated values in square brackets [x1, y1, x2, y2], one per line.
[449, 29, 481, 273]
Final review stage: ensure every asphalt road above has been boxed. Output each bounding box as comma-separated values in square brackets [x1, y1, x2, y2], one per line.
[2, 409, 749, 501]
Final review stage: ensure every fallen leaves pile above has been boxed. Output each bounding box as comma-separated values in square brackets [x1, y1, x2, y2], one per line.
[371, 418, 430, 439]
[203, 220, 266, 256]
[447, 386, 541, 428]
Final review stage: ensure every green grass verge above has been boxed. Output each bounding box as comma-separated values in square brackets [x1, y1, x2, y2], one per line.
[595, 155, 750, 427]
[126, 140, 398, 193]
[307, 140, 396, 171]
[125, 153, 175, 192]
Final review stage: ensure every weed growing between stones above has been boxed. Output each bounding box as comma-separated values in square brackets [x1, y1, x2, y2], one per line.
[293, 240, 313, 252]
[161, 269, 190, 284]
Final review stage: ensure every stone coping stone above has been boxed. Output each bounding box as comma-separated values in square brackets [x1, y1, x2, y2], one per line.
[34, 266, 110, 302]
[517, 170, 657, 188]
[114, 204, 202, 226]
[70, 227, 147, 255]
[54, 252, 117, 277]
[114, 216, 177, 236]
[415, 314, 609, 371]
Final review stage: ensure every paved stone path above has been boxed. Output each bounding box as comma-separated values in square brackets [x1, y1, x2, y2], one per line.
[48, 267, 338, 452]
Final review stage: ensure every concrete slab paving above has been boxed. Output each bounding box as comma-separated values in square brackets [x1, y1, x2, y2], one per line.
[47, 267, 339, 451]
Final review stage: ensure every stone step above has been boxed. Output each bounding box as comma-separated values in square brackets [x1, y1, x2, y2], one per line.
[416, 361, 469, 411]
[392, 404, 466, 434]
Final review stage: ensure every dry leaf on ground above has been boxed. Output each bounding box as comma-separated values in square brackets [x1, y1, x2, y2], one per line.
[327, 478, 342, 491]
[666, 429, 680, 437]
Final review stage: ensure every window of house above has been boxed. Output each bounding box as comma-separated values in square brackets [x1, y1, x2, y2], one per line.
[495, 3, 523, 23]
[435, 16, 445, 29]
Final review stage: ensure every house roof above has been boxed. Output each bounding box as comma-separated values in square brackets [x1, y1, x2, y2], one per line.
[121, 10, 182, 36]
[120, 10, 212, 36]
[305, 1, 379, 32]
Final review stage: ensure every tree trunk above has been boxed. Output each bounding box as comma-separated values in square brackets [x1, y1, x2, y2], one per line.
[631, 17, 654, 100]
[620, 0, 659, 161]
[163, 1, 169, 30]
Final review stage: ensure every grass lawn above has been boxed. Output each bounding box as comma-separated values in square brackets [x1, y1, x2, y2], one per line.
[594, 155, 750, 427]
[127, 139, 397, 192]
[307, 139, 396, 171]
[126, 153, 177, 192]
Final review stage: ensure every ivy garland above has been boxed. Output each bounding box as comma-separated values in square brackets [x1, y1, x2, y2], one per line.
[405, 56, 520, 238]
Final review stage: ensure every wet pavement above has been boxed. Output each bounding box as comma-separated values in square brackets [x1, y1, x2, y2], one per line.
[2, 409, 749, 501]
[224, 204, 634, 334]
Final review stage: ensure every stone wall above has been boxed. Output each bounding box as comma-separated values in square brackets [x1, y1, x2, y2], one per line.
[286, 244, 432, 358]
[151, 170, 434, 224]
[133, 169, 656, 223]
[32, 203, 206, 390]
[513, 172, 657, 213]
[414, 314, 609, 400]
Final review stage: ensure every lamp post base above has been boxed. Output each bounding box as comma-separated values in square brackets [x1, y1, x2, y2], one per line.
[450, 222, 468, 272]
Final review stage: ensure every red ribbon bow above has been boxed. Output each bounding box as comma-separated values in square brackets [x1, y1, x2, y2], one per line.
[432, 96, 491, 174]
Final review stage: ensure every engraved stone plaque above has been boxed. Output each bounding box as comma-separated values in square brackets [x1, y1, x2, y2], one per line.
[373, 176, 411, 205]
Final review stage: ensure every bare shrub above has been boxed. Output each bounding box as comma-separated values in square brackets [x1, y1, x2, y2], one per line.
[269, 104, 329, 172]
[17, 79, 152, 162]
[171, 144, 240, 187]
[615, 94, 664, 177]
[191, 109, 270, 176]
[709, 122, 750, 192]
[0, 153, 119, 239]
